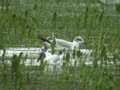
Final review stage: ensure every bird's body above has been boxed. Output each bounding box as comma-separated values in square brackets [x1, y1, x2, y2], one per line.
[36, 44, 64, 71]
[44, 50, 64, 64]
[55, 39, 73, 49]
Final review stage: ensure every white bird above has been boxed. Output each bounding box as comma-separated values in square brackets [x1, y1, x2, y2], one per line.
[56, 36, 84, 50]
[37, 43, 64, 71]
[42, 36, 84, 50]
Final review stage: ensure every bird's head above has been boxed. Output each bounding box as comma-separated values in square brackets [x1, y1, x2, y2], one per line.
[72, 36, 84, 49]
[73, 36, 84, 44]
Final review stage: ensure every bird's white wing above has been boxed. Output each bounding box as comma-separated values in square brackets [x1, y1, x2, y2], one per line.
[56, 39, 73, 49]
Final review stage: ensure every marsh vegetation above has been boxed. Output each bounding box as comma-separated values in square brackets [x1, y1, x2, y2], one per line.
[0, 0, 120, 90]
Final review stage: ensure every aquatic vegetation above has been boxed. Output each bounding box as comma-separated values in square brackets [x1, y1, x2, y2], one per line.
[0, 0, 120, 90]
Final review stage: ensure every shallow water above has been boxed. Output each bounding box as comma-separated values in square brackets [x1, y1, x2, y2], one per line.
[0, 47, 114, 67]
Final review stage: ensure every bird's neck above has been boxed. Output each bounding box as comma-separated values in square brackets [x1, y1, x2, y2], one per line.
[72, 41, 79, 48]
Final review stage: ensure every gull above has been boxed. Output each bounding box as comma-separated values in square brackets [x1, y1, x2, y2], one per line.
[38, 48, 64, 65]
[54, 36, 84, 50]
[37, 43, 64, 71]
[39, 35, 84, 50]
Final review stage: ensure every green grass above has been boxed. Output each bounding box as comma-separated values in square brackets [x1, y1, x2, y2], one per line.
[0, 0, 120, 90]
[0, 0, 120, 47]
